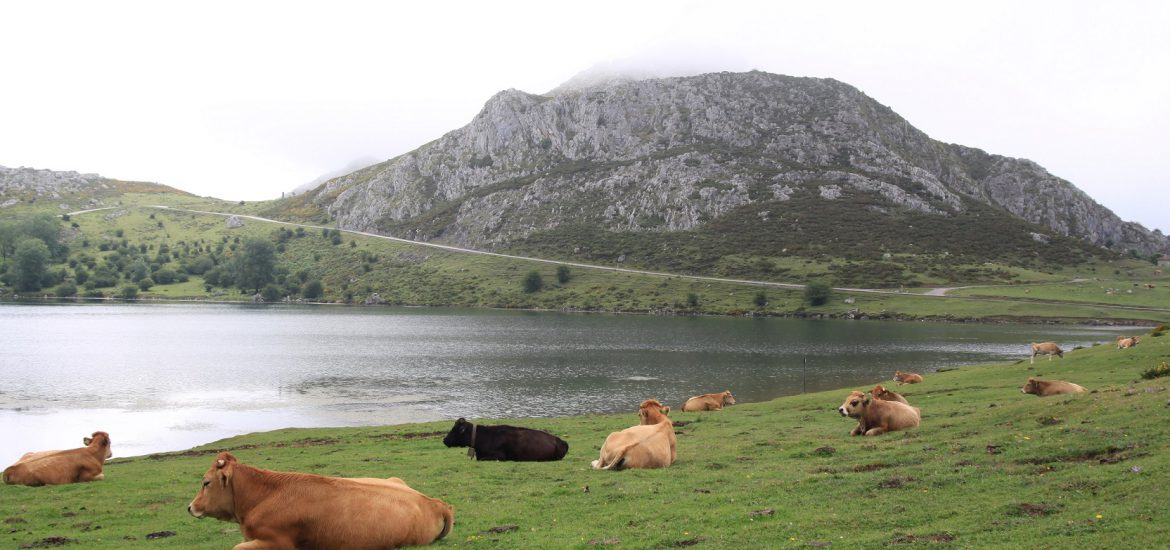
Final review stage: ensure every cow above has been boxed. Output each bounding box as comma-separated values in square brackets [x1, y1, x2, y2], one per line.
[442, 418, 568, 461]
[592, 400, 676, 470]
[870, 384, 910, 405]
[838, 390, 921, 436]
[893, 370, 923, 385]
[681, 390, 736, 412]
[1116, 335, 1140, 349]
[1021, 377, 1087, 397]
[3, 431, 112, 487]
[187, 452, 453, 550]
[1029, 342, 1064, 363]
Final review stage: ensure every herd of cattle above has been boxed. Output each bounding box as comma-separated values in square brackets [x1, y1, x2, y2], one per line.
[2, 338, 1144, 548]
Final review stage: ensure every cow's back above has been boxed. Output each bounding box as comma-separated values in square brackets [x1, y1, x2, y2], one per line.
[246, 476, 452, 548]
[3, 451, 99, 486]
[682, 395, 719, 412]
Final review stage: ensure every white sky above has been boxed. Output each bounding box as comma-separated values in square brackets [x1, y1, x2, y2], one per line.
[2, 1, 1167, 234]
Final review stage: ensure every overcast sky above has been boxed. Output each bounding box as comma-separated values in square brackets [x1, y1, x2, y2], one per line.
[2, 1, 1166, 234]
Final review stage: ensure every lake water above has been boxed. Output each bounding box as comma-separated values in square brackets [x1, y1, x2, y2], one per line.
[0, 302, 1126, 465]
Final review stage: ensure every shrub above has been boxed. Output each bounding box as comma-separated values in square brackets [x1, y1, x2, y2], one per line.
[137, 278, 154, 291]
[687, 292, 700, 308]
[754, 291, 768, 307]
[1141, 362, 1170, 380]
[261, 284, 283, 303]
[804, 280, 832, 306]
[557, 265, 572, 284]
[303, 280, 324, 300]
[118, 285, 139, 300]
[55, 281, 78, 297]
[523, 271, 543, 293]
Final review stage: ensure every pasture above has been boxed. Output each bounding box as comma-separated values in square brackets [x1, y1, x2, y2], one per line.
[3, 326, 1168, 548]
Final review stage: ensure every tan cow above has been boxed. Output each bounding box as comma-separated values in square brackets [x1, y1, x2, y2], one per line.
[838, 390, 921, 436]
[1021, 377, 1087, 397]
[188, 452, 453, 549]
[592, 400, 676, 470]
[3, 431, 112, 487]
[893, 371, 923, 385]
[681, 390, 736, 412]
[1030, 342, 1064, 364]
[870, 384, 910, 405]
[1116, 335, 1140, 349]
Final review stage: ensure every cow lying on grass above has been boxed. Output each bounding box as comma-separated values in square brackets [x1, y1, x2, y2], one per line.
[893, 371, 923, 385]
[871, 384, 910, 405]
[592, 399, 676, 470]
[681, 390, 736, 412]
[1020, 377, 1087, 397]
[443, 418, 569, 461]
[838, 391, 921, 436]
[1030, 342, 1063, 363]
[188, 452, 453, 549]
[3, 431, 112, 486]
[1116, 335, 1140, 349]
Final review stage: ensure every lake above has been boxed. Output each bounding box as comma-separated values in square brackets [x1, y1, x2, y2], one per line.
[0, 302, 1126, 465]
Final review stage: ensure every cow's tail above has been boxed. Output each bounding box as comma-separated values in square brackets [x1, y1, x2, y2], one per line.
[600, 441, 642, 471]
[434, 501, 454, 541]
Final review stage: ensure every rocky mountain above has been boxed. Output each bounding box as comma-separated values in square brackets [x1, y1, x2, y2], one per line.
[0, 165, 188, 211]
[289, 71, 1165, 274]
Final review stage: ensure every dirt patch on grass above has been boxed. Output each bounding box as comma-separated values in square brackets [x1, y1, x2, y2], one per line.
[1018, 444, 1145, 465]
[674, 536, 707, 547]
[1012, 502, 1061, 517]
[879, 476, 916, 489]
[482, 525, 518, 534]
[853, 463, 894, 473]
[886, 532, 956, 545]
[18, 537, 77, 548]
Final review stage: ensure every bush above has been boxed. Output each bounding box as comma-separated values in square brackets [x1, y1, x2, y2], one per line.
[260, 284, 283, 303]
[137, 278, 154, 291]
[523, 271, 543, 293]
[303, 280, 324, 300]
[118, 285, 139, 300]
[82, 289, 105, 299]
[687, 292, 700, 308]
[754, 291, 768, 307]
[804, 280, 832, 306]
[1141, 362, 1170, 380]
[557, 265, 572, 284]
[55, 281, 78, 297]
[153, 268, 177, 284]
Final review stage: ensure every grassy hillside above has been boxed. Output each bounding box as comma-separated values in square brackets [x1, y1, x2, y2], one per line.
[3, 326, 1169, 548]
[1, 197, 1166, 323]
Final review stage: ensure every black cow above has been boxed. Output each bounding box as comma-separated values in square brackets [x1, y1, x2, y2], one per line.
[442, 418, 569, 461]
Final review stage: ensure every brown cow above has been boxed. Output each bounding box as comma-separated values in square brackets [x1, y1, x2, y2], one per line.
[870, 384, 910, 405]
[593, 400, 676, 470]
[1030, 342, 1064, 364]
[188, 452, 453, 549]
[1020, 377, 1087, 397]
[681, 390, 736, 412]
[838, 390, 921, 436]
[1116, 335, 1140, 349]
[3, 431, 112, 487]
[893, 371, 923, 385]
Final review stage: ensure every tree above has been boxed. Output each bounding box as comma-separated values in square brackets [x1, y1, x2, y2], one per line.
[804, 280, 833, 306]
[754, 291, 768, 308]
[523, 270, 543, 293]
[302, 280, 324, 300]
[12, 238, 51, 291]
[556, 265, 572, 284]
[118, 285, 139, 300]
[233, 239, 277, 293]
[686, 292, 700, 308]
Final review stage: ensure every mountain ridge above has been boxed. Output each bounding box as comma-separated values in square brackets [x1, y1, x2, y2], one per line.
[288, 71, 1163, 266]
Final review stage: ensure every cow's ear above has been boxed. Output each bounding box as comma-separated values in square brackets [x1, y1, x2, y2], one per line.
[83, 437, 93, 445]
[863, 395, 872, 405]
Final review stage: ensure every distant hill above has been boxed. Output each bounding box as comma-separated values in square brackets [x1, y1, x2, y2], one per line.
[0, 165, 191, 211]
[274, 71, 1166, 283]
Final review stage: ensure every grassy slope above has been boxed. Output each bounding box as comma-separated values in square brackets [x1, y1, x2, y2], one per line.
[22, 199, 1167, 324]
[3, 327, 1169, 549]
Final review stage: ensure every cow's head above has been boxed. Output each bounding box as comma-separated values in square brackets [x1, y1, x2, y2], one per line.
[83, 431, 113, 460]
[188, 452, 238, 521]
[1020, 377, 1040, 395]
[639, 400, 670, 425]
[838, 391, 869, 417]
[443, 418, 472, 448]
[893, 371, 904, 381]
[871, 385, 893, 400]
[721, 391, 737, 406]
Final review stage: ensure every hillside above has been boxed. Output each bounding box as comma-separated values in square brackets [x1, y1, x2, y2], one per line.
[271, 71, 1166, 287]
[3, 326, 1169, 548]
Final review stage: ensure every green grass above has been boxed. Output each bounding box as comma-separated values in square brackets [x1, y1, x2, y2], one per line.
[4, 328, 1170, 548]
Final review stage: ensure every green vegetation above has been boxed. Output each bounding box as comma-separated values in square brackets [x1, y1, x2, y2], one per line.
[804, 280, 832, 306]
[0, 196, 1165, 324]
[3, 328, 1169, 548]
[522, 270, 543, 293]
